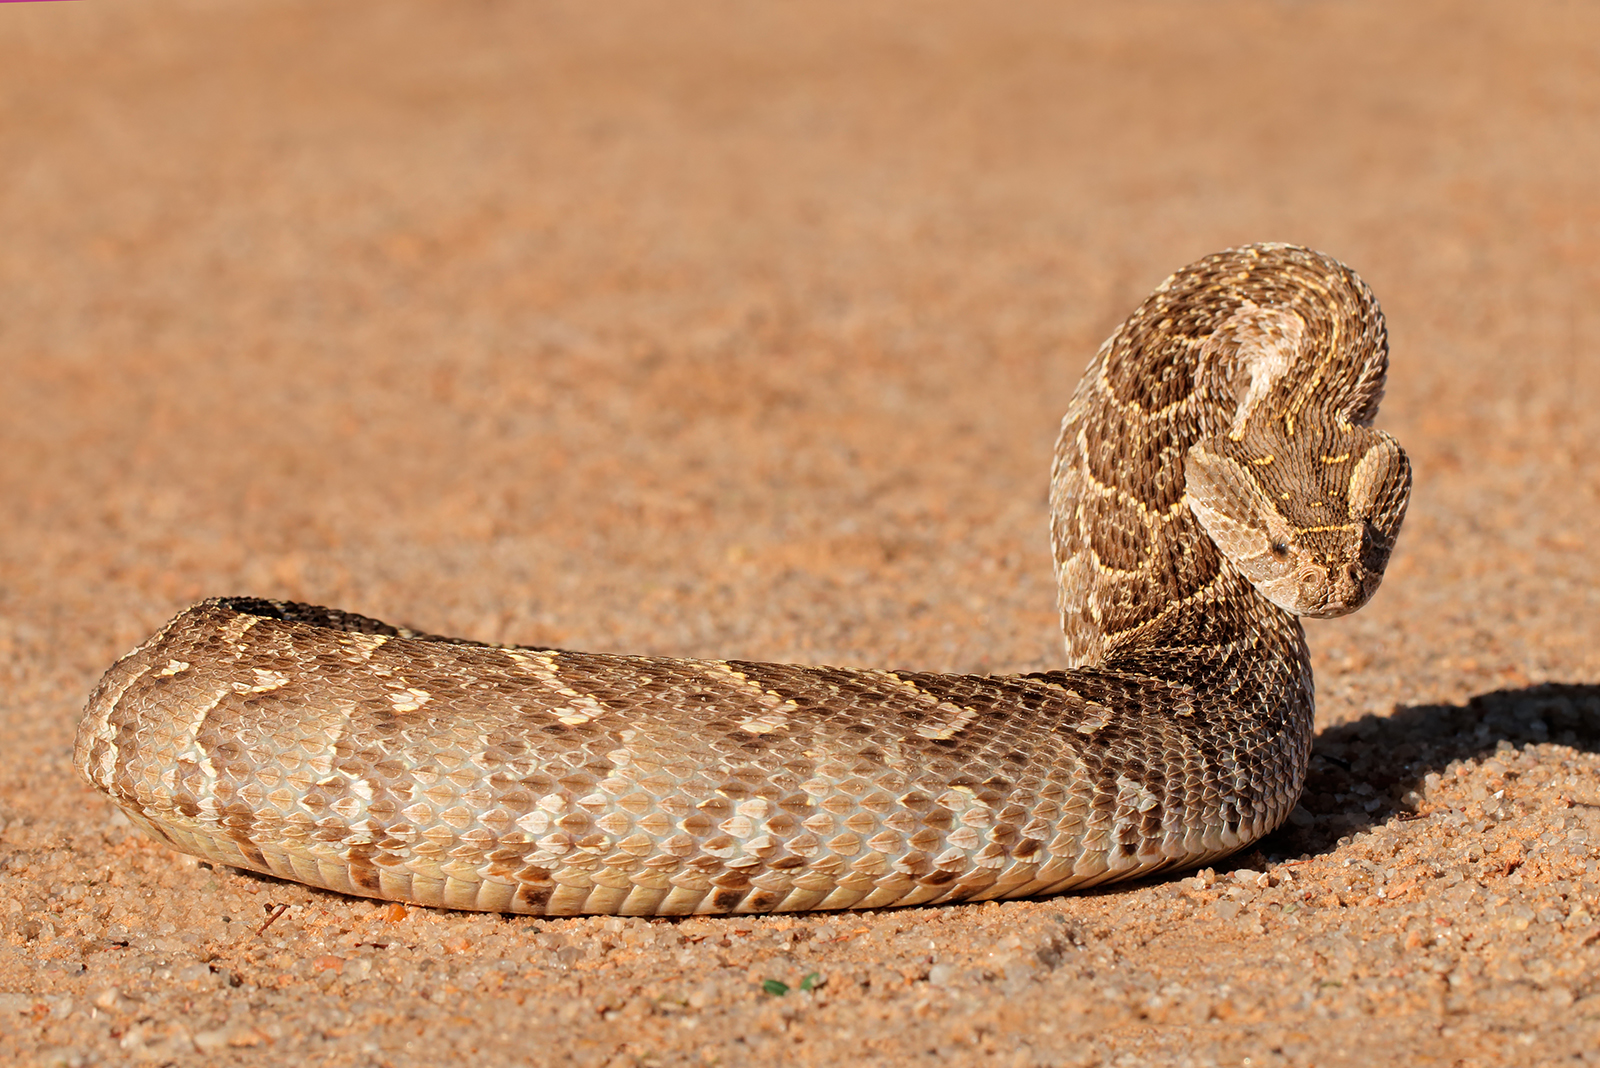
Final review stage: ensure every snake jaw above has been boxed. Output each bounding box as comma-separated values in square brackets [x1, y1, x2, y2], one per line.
[1287, 560, 1368, 620]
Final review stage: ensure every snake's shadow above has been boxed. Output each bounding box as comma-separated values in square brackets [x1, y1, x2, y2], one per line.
[1255, 682, 1600, 863]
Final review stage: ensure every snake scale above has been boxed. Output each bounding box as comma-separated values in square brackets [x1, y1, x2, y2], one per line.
[75, 244, 1412, 917]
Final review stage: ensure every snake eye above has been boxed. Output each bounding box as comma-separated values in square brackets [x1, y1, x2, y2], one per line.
[1269, 541, 1290, 558]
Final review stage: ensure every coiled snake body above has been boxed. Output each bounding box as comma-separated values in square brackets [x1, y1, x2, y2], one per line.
[75, 244, 1412, 916]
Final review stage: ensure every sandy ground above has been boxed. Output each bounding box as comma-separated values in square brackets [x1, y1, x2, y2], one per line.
[2, 1, 1599, 1065]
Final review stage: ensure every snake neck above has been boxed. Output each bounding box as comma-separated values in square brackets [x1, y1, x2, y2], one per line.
[1047, 244, 1390, 680]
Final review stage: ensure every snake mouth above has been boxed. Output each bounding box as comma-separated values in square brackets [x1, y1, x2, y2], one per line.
[1253, 557, 1377, 619]
[1295, 561, 1378, 619]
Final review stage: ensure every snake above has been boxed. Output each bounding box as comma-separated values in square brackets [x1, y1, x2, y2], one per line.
[74, 243, 1413, 917]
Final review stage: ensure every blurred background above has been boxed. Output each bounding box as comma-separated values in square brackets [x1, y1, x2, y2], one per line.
[6, 0, 1600, 813]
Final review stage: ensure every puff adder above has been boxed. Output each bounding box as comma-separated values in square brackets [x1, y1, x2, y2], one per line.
[75, 243, 1413, 916]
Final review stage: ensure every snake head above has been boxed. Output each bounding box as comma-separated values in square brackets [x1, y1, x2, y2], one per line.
[1183, 422, 1412, 618]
